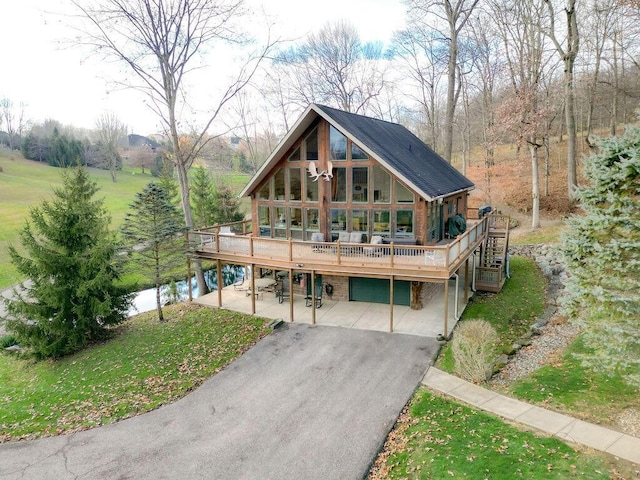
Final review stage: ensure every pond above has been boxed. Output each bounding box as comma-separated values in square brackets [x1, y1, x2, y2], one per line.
[129, 264, 246, 316]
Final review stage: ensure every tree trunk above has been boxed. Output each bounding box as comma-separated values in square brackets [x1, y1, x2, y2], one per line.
[156, 284, 164, 323]
[175, 158, 210, 297]
[530, 143, 540, 229]
[565, 59, 577, 199]
[443, 28, 458, 163]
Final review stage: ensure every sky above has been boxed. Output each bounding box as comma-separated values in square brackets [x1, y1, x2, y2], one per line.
[1, 0, 406, 136]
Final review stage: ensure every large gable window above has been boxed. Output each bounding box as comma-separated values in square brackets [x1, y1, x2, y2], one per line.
[395, 180, 415, 203]
[289, 168, 301, 201]
[305, 127, 318, 161]
[373, 165, 391, 203]
[352, 167, 368, 203]
[351, 142, 368, 160]
[274, 168, 285, 200]
[331, 167, 347, 202]
[330, 125, 347, 160]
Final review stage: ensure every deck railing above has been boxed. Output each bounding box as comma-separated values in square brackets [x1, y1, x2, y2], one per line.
[192, 215, 496, 279]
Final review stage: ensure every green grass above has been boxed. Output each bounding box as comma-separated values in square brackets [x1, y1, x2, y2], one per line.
[510, 335, 640, 427]
[0, 151, 250, 289]
[437, 256, 546, 372]
[379, 389, 612, 479]
[0, 304, 269, 441]
[510, 223, 567, 245]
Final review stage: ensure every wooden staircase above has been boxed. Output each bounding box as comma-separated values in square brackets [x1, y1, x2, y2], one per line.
[475, 215, 510, 293]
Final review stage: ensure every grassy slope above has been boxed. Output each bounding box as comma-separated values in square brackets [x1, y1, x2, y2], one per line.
[0, 304, 268, 441]
[0, 151, 251, 289]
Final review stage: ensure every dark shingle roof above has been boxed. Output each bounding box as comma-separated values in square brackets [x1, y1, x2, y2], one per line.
[315, 104, 474, 199]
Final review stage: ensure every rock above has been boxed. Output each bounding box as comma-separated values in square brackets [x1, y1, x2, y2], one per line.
[5, 344, 21, 352]
[493, 354, 509, 374]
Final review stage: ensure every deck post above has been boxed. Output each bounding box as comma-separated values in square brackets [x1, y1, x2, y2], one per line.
[289, 268, 294, 322]
[288, 238, 293, 261]
[443, 279, 449, 337]
[250, 263, 256, 315]
[216, 259, 223, 307]
[390, 242, 395, 267]
[311, 270, 316, 325]
[464, 258, 470, 301]
[389, 275, 394, 332]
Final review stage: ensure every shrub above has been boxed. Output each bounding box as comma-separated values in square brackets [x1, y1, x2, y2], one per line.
[452, 320, 498, 383]
[0, 335, 18, 349]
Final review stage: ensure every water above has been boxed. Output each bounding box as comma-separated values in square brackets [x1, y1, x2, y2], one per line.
[129, 264, 246, 316]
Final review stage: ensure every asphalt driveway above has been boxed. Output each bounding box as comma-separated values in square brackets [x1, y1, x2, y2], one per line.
[0, 323, 438, 480]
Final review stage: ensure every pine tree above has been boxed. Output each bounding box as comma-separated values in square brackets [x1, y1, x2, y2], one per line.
[213, 184, 244, 224]
[191, 167, 217, 228]
[2, 167, 132, 359]
[561, 126, 640, 387]
[121, 183, 187, 322]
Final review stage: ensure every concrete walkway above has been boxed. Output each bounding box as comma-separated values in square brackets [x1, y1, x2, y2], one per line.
[423, 367, 640, 465]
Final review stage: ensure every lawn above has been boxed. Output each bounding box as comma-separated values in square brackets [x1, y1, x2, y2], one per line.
[437, 255, 546, 372]
[0, 304, 269, 442]
[509, 335, 640, 431]
[370, 389, 619, 479]
[0, 151, 251, 289]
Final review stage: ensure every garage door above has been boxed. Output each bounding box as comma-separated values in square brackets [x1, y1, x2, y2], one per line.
[349, 277, 411, 306]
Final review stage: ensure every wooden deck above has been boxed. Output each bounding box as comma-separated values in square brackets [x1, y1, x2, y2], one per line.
[192, 217, 491, 282]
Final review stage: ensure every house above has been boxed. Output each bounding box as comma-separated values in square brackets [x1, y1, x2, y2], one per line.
[191, 104, 509, 337]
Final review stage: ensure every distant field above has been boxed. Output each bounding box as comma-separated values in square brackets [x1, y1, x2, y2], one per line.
[0, 150, 250, 289]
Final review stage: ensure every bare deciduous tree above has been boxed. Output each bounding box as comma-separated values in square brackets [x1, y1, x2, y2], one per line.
[542, 0, 580, 199]
[269, 20, 388, 114]
[95, 111, 127, 182]
[405, 0, 480, 163]
[71, 0, 275, 296]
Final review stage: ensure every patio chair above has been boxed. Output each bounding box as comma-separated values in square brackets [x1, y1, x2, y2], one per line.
[233, 278, 248, 291]
[310, 232, 326, 253]
[363, 235, 384, 256]
[305, 280, 323, 308]
[277, 278, 290, 304]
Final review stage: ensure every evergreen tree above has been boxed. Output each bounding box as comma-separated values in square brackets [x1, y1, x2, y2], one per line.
[156, 160, 180, 207]
[191, 167, 217, 228]
[213, 184, 244, 224]
[2, 167, 132, 359]
[121, 183, 187, 322]
[561, 126, 640, 387]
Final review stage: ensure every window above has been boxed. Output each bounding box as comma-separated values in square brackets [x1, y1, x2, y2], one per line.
[373, 165, 391, 204]
[289, 168, 301, 201]
[290, 207, 302, 239]
[305, 127, 318, 161]
[330, 208, 347, 241]
[329, 125, 347, 160]
[274, 206, 287, 238]
[352, 167, 368, 203]
[352, 209, 369, 241]
[395, 180, 415, 203]
[288, 145, 301, 162]
[373, 210, 390, 235]
[305, 208, 319, 232]
[306, 173, 319, 202]
[396, 210, 414, 235]
[257, 181, 270, 200]
[258, 206, 271, 237]
[351, 142, 368, 160]
[274, 169, 285, 200]
[331, 167, 347, 202]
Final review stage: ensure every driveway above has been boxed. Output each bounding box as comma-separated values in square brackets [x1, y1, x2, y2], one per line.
[0, 323, 438, 480]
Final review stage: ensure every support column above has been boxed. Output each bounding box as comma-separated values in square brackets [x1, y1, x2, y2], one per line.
[311, 270, 316, 325]
[443, 279, 449, 338]
[389, 275, 395, 333]
[217, 260, 223, 307]
[250, 263, 256, 315]
[289, 268, 294, 322]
